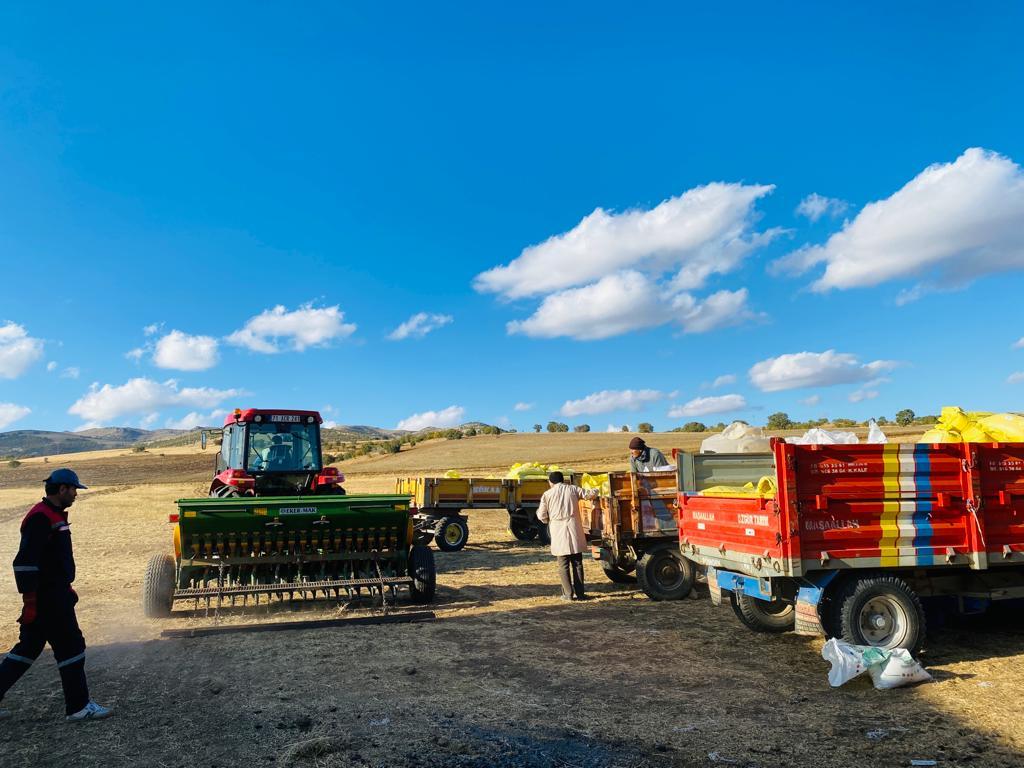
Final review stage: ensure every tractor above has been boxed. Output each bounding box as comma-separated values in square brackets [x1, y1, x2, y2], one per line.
[208, 408, 346, 497]
[142, 407, 436, 618]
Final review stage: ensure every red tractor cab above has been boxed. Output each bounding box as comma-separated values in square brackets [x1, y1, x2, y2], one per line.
[209, 408, 345, 497]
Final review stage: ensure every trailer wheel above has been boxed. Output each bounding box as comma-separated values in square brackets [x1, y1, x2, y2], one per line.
[536, 522, 551, 545]
[730, 592, 795, 633]
[601, 559, 638, 584]
[435, 517, 469, 552]
[142, 553, 176, 618]
[636, 544, 693, 600]
[408, 545, 436, 604]
[838, 574, 925, 652]
[509, 519, 538, 541]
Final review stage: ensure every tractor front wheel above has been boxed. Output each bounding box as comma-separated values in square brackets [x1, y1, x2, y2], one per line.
[408, 545, 436, 604]
[143, 553, 176, 618]
[435, 517, 469, 552]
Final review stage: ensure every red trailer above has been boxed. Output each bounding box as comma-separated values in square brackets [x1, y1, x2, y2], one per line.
[676, 440, 1024, 651]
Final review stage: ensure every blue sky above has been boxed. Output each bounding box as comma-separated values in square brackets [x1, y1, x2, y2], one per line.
[2, 3, 1023, 434]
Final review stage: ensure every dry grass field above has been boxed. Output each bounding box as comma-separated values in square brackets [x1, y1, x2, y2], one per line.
[1, 429, 1023, 767]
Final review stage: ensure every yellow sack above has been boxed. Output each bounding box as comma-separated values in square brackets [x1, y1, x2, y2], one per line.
[443, 470, 462, 478]
[505, 461, 563, 479]
[960, 423, 995, 442]
[579, 472, 610, 495]
[700, 475, 776, 499]
[939, 406, 972, 433]
[919, 427, 960, 443]
[979, 413, 1024, 442]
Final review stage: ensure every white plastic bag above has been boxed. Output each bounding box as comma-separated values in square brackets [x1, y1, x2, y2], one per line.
[787, 428, 859, 445]
[822, 638, 931, 690]
[866, 419, 888, 444]
[868, 649, 932, 690]
[700, 422, 771, 454]
[821, 638, 871, 686]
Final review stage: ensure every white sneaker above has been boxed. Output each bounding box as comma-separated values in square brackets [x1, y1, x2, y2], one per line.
[66, 700, 112, 722]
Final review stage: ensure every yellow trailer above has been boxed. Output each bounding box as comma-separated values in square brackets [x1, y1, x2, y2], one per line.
[395, 476, 514, 551]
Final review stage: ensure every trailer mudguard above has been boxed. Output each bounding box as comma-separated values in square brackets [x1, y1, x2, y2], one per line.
[794, 571, 839, 637]
[707, 566, 774, 604]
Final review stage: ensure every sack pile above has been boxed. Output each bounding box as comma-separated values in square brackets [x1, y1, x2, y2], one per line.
[919, 406, 1024, 443]
[700, 422, 771, 454]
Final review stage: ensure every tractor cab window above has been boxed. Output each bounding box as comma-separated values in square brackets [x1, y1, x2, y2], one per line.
[224, 425, 245, 469]
[246, 421, 322, 472]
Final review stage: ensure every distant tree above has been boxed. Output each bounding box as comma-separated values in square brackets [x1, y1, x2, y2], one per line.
[620, 425, 629, 432]
[876, 416, 889, 426]
[712, 422, 726, 431]
[680, 421, 708, 432]
[465, 427, 477, 436]
[573, 424, 591, 433]
[913, 414, 938, 425]
[546, 421, 569, 433]
[831, 418, 857, 428]
[444, 429, 463, 440]
[895, 409, 915, 426]
[7, 459, 21, 468]
[638, 422, 653, 433]
[533, 424, 542, 433]
[766, 412, 793, 430]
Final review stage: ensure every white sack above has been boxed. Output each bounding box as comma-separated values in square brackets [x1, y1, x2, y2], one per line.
[700, 421, 771, 454]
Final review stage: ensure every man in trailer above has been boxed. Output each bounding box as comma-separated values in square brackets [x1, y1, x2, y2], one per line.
[628, 437, 670, 472]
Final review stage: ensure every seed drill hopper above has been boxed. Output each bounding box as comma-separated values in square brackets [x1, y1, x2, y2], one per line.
[142, 409, 436, 617]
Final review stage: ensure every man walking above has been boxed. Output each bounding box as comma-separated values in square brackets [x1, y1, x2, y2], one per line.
[628, 437, 670, 472]
[0, 469, 111, 722]
[536, 471, 598, 601]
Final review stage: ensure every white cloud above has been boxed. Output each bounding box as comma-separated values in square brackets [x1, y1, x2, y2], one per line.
[126, 347, 146, 362]
[47, 361, 58, 372]
[165, 409, 227, 430]
[476, 183, 775, 299]
[153, 330, 220, 371]
[478, 183, 778, 341]
[1007, 372, 1024, 384]
[606, 424, 626, 433]
[710, 374, 736, 388]
[795, 193, 849, 222]
[559, 389, 665, 418]
[507, 271, 673, 340]
[1013, 338, 1024, 350]
[387, 312, 453, 341]
[775, 149, 1024, 295]
[68, 378, 242, 425]
[848, 388, 880, 403]
[140, 412, 160, 428]
[226, 304, 356, 353]
[669, 394, 747, 419]
[143, 323, 162, 336]
[514, 402, 534, 412]
[749, 350, 899, 392]
[0, 322, 44, 379]
[0, 403, 31, 430]
[322, 420, 338, 429]
[60, 366, 80, 380]
[673, 288, 761, 334]
[397, 405, 466, 431]
[800, 394, 822, 407]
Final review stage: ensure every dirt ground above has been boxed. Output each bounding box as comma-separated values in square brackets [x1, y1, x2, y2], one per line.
[2, 432, 1023, 767]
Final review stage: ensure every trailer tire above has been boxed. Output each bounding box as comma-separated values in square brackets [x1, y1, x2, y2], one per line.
[536, 523, 551, 545]
[636, 544, 693, 600]
[408, 545, 436, 604]
[509, 519, 538, 541]
[838, 574, 925, 652]
[143, 553, 176, 618]
[435, 516, 469, 552]
[601, 559, 638, 584]
[729, 592, 795, 633]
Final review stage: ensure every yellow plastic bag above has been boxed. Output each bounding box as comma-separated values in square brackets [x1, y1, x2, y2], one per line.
[579, 472, 610, 495]
[443, 470, 462, 478]
[505, 462, 563, 479]
[700, 475, 776, 499]
[979, 413, 1024, 442]
[960, 423, 995, 442]
[919, 428, 960, 443]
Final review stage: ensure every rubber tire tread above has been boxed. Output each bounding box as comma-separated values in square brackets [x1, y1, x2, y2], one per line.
[434, 516, 469, 552]
[509, 518, 538, 541]
[838, 574, 926, 653]
[730, 592, 796, 633]
[143, 553, 176, 618]
[408, 545, 437, 604]
[635, 543, 694, 601]
[601, 560, 638, 584]
[536, 523, 551, 545]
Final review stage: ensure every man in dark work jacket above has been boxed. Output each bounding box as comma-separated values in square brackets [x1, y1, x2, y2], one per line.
[0, 468, 112, 722]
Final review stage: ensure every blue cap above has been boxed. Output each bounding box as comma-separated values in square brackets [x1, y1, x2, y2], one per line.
[45, 468, 87, 489]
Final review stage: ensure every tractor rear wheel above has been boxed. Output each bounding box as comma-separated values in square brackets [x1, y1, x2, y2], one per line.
[636, 543, 693, 600]
[435, 517, 469, 552]
[143, 553, 176, 618]
[509, 519, 538, 541]
[408, 545, 436, 604]
[838, 574, 925, 652]
[730, 592, 795, 633]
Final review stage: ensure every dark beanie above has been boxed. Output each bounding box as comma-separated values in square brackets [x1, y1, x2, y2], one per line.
[628, 437, 646, 450]
[548, 470, 564, 484]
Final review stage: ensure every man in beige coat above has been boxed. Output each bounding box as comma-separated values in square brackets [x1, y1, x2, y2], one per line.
[536, 471, 599, 601]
